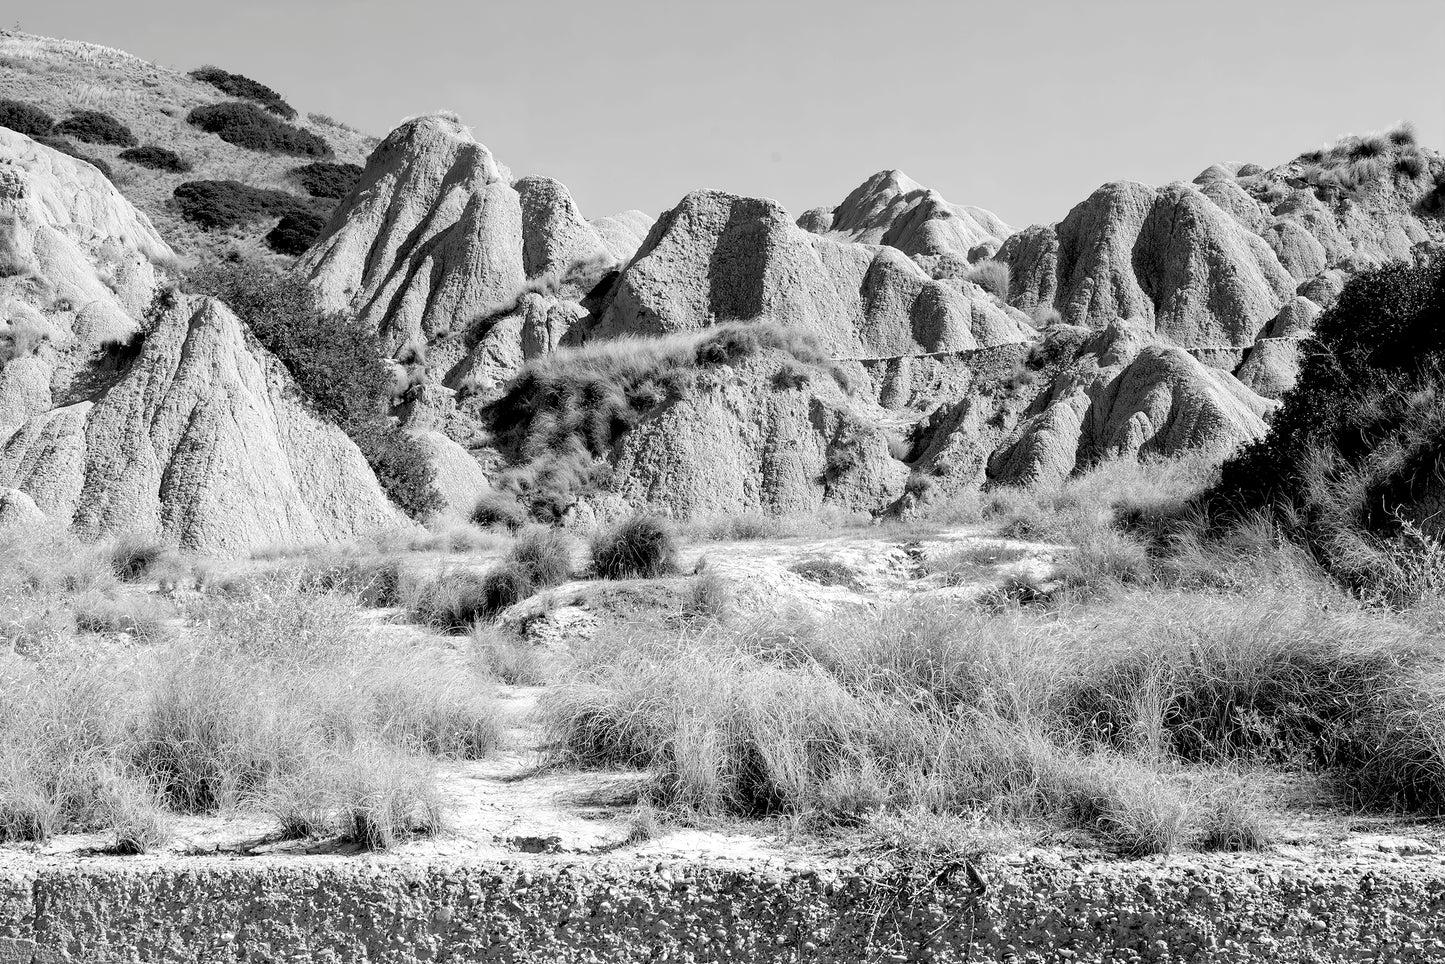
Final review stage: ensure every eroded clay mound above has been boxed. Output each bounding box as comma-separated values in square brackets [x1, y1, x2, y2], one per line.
[300, 116, 650, 391]
[609, 349, 908, 516]
[988, 320, 1274, 487]
[595, 189, 1033, 358]
[1001, 181, 1297, 348]
[802, 169, 1012, 263]
[1, 294, 403, 552]
[1, 128, 171, 441]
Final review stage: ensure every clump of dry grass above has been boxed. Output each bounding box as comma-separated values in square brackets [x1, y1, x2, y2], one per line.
[0, 545, 499, 850]
[591, 514, 679, 579]
[472, 626, 551, 686]
[544, 532, 1445, 853]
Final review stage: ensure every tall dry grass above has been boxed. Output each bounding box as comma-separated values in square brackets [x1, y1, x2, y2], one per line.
[0, 538, 500, 850]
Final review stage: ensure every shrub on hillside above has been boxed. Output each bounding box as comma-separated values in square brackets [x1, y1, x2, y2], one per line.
[187, 102, 332, 158]
[590, 515, 678, 579]
[0, 98, 53, 137]
[189, 65, 297, 120]
[291, 161, 363, 199]
[482, 323, 848, 520]
[35, 136, 113, 179]
[1210, 252, 1445, 601]
[173, 180, 319, 230]
[118, 145, 191, 173]
[963, 261, 1011, 300]
[265, 210, 328, 256]
[55, 110, 137, 147]
[185, 262, 442, 518]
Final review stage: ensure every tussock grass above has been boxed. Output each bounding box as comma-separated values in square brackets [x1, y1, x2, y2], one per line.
[0, 550, 499, 849]
[544, 525, 1445, 852]
[961, 261, 1011, 300]
[590, 515, 679, 579]
[472, 627, 550, 686]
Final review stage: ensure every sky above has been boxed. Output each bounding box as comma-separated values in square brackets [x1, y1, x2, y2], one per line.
[13, 0, 1445, 229]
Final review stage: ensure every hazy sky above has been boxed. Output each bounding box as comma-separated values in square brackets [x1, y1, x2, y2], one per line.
[13, 0, 1445, 229]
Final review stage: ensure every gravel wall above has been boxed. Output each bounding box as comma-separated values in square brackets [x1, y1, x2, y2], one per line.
[0, 849, 1443, 962]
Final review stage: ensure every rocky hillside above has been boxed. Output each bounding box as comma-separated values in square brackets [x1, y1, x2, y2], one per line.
[4, 28, 1444, 547]
[0, 128, 403, 552]
[0, 30, 375, 262]
[300, 113, 1444, 523]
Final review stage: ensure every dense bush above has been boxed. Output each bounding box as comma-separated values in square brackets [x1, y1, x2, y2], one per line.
[1211, 252, 1445, 600]
[35, 137, 112, 179]
[590, 515, 679, 579]
[173, 180, 322, 230]
[118, 145, 191, 173]
[186, 262, 441, 518]
[265, 210, 328, 256]
[54, 110, 137, 147]
[0, 98, 53, 137]
[189, 65, 296, 120]
[187, 102, 331, 158]
[291, 161, 363, 199]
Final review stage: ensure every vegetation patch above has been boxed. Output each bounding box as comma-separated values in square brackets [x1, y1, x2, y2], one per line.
[481, 323, 849, 521]
[0, 98, 53, 137]
[54, 109, 136, 147]
[1210, 252, 1445, 604]
[173, 180, 318, 230]
[0, 535, 497, 851]
[291, 160, 363, 199]
[118, 145, 191, 173]
[1293, 123, 1435, 203]
[265, 210, 328, 256]
[189, 65, 297, 120]
[187, 102, 332, 158]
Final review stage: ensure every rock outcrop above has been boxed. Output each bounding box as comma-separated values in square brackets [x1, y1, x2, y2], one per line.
[988, 320, 1274, 487]
[609, 348, 908, 517]
[300, 115, 652, 390]
[1001, 181, 1298, 349]
[801, 169, 1012, 264]
[0, 132, 405, 551]
[2, 294, 404, 552]
[594, 190, 1034, 358]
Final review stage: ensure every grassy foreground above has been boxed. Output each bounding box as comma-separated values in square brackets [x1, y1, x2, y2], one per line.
[0, 528, 500, 852]
[543, 459, 1445, 857]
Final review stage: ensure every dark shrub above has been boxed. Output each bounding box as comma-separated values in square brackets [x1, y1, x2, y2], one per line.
[189, 66, 296, 120]
[0, 99, 53, 137]
[118, 145, 191, 173]
[479, 564, 533, 620]
[186, 262, 442, 518]
[36, 137, 112, 179]
[590, 515, 679, 579]
[1210, 253, 1445, 597]
[265, 210, 327, 256]
[173, 180, 321, 230]
[291, 161, 363, 199]
[55, 110, 137, 147]
[416, 572, 490, 632]
[471, 491, 527, 531]
[187, 102, 331, 158]
[109, 535, 168, 581]
[508, 528, 572, 589]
